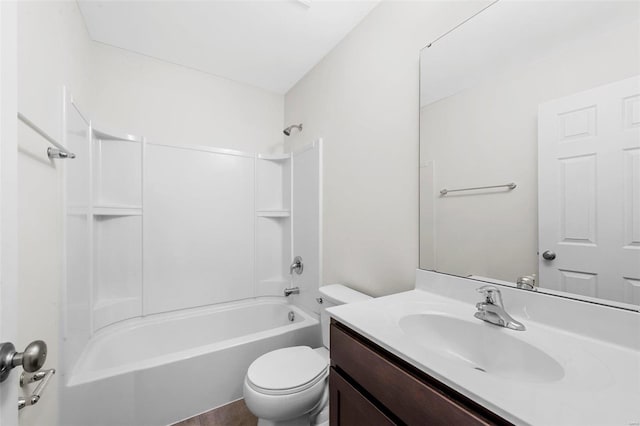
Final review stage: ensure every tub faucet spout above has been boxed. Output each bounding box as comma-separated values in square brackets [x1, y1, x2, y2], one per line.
[284, 287, 300, 297]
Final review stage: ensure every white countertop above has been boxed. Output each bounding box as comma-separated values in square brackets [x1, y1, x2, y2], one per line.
[327, 283, 640, 426]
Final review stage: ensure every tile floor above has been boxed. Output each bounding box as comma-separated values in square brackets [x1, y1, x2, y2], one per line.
[173, 399, 257, 426]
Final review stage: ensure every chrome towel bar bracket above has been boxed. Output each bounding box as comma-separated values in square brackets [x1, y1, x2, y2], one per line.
[17, 112, 76, 159]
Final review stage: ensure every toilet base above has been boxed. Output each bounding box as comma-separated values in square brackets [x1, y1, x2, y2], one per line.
[256, 398, 329, 426]
[257, 414, 310, 426]
[312, 404, 329, 426]
[256, 406, 328, 426]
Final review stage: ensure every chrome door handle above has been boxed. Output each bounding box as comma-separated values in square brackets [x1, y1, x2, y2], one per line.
[0, 340, 47, 383]
[542, 250, 556, 260]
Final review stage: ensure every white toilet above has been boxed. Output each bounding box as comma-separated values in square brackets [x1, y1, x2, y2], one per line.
[243, 284, 371, 426]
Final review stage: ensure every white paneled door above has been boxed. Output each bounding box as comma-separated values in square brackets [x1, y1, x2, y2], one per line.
[538, 75, 640, 305]
[0, 1, 18, 423]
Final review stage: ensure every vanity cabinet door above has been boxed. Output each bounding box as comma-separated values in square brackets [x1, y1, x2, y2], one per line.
[329, 367, 396, 426]
[330, 321, 510, 426]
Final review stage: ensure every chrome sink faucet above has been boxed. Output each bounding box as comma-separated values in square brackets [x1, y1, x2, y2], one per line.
[474, 286, 526, 331]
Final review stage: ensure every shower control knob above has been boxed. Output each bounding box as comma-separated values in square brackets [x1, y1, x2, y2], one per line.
[542, 250, 556, 261]
[289, 256, 304, 275]
[0, 340, 47, 383]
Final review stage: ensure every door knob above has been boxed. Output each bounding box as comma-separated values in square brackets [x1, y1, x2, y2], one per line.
[0, 340, 47, 383]
[542, 250, 556, 260]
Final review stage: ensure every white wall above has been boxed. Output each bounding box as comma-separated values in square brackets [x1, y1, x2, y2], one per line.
[89, 43, 284, 153]
[284, 1, 491, 297]
[420, 16, 640, 283]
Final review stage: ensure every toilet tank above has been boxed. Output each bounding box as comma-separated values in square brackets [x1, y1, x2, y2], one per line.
[319, 284, 371, 349]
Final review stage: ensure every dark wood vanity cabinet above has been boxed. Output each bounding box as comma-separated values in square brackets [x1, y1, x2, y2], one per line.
[329, 320, 512, 426]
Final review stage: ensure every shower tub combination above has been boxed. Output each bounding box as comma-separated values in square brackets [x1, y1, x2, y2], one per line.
[61, 97, 324, 425]
[61, 299, 320, 426]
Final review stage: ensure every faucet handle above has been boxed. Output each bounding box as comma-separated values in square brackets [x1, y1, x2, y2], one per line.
[476, 285, 502, 305]
[289, 256, 303, 275]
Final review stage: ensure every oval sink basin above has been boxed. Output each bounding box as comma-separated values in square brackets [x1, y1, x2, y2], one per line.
[399, 314, 564, 383]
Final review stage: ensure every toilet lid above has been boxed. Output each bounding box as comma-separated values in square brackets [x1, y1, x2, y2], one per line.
[247, 346, 328, 394]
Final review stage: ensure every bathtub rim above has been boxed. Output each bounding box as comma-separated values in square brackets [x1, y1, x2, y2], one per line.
[66, 297, 318, 387]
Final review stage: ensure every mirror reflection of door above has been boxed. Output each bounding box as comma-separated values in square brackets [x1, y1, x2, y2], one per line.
[538, 76, 640, 305]
[418, 1, 640, 309]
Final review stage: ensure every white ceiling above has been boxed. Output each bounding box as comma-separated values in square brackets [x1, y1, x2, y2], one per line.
[78, 0, 379, 94]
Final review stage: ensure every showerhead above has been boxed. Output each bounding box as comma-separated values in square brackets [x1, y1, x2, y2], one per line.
[283, 123, 303, 136]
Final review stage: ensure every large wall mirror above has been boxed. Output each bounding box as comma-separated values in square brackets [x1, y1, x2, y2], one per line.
[419, 1, 640, 310]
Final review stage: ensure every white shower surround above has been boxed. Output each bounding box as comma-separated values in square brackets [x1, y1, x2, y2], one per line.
[62, 93, 323, 424]
[144, 142, 257, 315]
[61, 299, 320, 426]
[63, 91, 320, 333]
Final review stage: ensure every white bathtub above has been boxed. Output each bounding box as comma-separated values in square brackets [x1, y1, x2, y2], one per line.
[61, 298, 320, 426]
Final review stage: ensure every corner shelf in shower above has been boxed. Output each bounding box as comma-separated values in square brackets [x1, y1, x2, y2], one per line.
[92, 125, 142, 143]
[256, 210, 290, 218]
[255, 154, 292, 291]
[93, 204, 142, 216]
[258, 153, 291, 161]
[90, 126, 143, 331]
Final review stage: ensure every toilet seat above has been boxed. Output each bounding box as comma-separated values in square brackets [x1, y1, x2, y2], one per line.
[246, 346, 328, 396]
